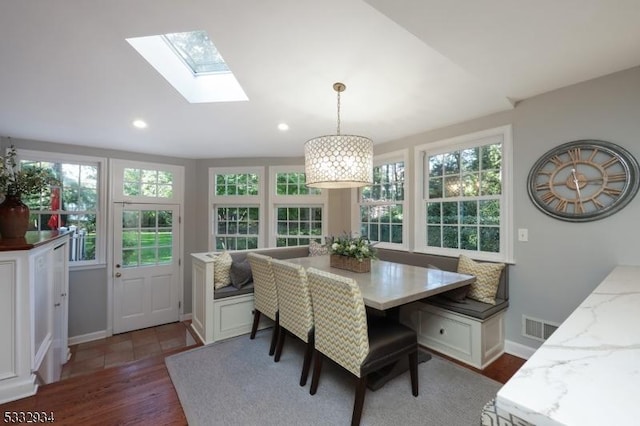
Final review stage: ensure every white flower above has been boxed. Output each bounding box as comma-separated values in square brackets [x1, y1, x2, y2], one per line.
[349, 244, 356, 251]
[361, 246, 369, 254]
[331, 242, 339, 250]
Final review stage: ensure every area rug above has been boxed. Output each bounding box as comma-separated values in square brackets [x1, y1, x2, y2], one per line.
[165, 333, 501, 425]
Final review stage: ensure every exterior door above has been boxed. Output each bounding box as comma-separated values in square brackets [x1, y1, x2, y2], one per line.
[113, 203, 180, 334]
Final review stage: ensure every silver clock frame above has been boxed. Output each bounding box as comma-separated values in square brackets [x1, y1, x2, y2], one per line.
[527, 140, 640, 222]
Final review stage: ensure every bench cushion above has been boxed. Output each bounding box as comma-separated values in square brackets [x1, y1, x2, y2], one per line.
[214, 282, 255, 299]
[423, 295, 508, 320]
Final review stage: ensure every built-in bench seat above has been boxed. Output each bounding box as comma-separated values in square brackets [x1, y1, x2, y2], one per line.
[376, 248, 509, 369]
[192, 246, 509, 368]
[214, 282, 255, 299]
[191, 246, 309, 345]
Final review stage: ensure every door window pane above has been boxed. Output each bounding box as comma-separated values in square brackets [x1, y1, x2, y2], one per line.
[121, 209, 174, 268]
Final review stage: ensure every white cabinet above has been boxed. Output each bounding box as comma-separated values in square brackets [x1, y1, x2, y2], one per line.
[416, 303, 505, 369]
[0, 232, 69, 404]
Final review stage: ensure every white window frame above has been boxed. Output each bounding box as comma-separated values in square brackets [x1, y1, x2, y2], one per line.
[269, 165, 328, 247]
[17, 149, 107, 269]
[209, 167, 265, 251]
[111, 159, 184, 203]
[352, 150, 409, 251]
[414, 125, 513, 262]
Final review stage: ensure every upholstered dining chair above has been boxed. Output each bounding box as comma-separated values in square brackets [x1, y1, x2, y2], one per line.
[306, 267, 419, 426]
[270, 259, 314, 386]
[246, 252, 279, 356]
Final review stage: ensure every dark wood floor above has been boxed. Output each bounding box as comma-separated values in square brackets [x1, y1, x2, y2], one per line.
[0, 330, 526, 425]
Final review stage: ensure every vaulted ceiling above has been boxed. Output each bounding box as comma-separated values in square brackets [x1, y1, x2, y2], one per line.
[1, 1, 638, 158]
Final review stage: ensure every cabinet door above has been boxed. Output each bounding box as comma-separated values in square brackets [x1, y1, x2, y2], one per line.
[50, 242, 69, 382]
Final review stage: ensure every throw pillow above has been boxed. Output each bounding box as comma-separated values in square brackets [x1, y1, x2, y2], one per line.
[308, 240, 329, 256]
[230, 259, 253, 289]
[212, 252, 233, 289]
[428, 263, 469, 303]
[457, 254, 505, 305]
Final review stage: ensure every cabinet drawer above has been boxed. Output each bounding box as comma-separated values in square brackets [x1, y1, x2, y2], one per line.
[420, 310, 472, 356]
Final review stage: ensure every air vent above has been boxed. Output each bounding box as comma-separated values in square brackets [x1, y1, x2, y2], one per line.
[522, 315, 559, 341]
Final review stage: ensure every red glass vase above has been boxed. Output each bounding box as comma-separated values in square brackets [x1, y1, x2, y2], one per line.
[0, 194, 30, 239]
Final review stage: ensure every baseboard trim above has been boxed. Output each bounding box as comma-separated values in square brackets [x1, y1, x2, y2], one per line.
[180, 313, 193, 322]
[504, 339, 537, 360]
[68, 330, 108, 346]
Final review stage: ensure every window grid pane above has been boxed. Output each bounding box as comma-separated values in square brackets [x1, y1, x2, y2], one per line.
[215, 173, 259, 196]
[360, 161, 405, 245]
[123, 167, 174, 199]
[275, 172, 320, 196]
[121, 209, 173, 268]
[425, 142, 503, 254]
[275, 206, 322, 247]
[21, 160, 99, 262]
[215, 206, 259, 250]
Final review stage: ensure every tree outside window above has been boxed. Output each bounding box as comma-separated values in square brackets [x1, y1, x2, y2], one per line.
[425, 143, 502, 254]
[21, 160, 100, 262]
[359, 160, 405, 246]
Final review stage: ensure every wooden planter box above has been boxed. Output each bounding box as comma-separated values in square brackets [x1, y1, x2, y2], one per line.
[330, 254, 371, 273]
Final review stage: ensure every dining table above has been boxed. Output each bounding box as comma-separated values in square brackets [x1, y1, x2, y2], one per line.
[286, 255, 476, 389]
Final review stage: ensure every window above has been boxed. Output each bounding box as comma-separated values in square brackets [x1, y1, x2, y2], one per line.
[215, 206, 259, 250]
[210, 168, 264, 251]
[126, 31, 247, 103]
[18, 150, 106, 266]
[122, 168, 174, 198]
[416, 126, 512, 261]
[357, 152, 407, 249]
[163, 30, 229, 75]
[270, 167, 327, 247]
[112, 160, 184, 204]
[122, 208, 174, 267]
[275, 206, 323, 247]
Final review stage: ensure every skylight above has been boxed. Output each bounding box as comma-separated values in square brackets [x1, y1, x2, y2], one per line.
[163, 31, 229, 75]
[126, 30, 248, 103]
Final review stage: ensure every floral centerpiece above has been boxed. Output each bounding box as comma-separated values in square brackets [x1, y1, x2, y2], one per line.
[0, 146, 60, 239]
[327, 233, 376, 273]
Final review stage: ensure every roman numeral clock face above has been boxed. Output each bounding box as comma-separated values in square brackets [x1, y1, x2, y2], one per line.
[527, 140, 640, 222]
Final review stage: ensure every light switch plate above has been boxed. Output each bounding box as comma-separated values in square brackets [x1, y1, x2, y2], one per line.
[518, 228, 528, 242]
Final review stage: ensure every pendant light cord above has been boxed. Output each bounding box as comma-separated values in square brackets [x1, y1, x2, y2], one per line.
[336, 89, 341, 136]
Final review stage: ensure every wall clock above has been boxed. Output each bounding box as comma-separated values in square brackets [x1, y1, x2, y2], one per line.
[527, 140, 640, 222]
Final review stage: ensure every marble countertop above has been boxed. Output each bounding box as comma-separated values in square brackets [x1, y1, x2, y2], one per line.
[496, 265, 640, 425]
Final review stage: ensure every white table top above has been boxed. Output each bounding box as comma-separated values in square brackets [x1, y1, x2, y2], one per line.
[496, 265, 640, 426]
[286, 256, 475, 310]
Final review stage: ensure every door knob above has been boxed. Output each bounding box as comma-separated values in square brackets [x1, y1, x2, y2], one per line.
[115, 272, 122, 278]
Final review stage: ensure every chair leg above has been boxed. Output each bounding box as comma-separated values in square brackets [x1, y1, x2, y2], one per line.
[250, 310, 261, 340]
[274, 329, 286, 362]
[409, 351, 419, 397]
[300, 335, 314, 386]
[351, 376, 368, 426]
[268, 314, 279, 356]
[310, 350, 323, 395]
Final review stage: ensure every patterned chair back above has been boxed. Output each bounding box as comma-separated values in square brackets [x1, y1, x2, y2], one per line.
[247, 253, 278, 320]
[271, 259, 314, 343]
[306, 267, 369, 377]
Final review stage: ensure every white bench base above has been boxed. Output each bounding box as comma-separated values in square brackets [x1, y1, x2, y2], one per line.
[402, 302, 505, 369]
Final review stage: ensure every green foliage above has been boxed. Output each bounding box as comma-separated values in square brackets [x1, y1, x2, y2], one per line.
[328, 233, 376, 261]
[0, 146, 60, 197]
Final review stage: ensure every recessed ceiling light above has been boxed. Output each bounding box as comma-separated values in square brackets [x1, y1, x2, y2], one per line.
[133, 119, 148, 129]
[278, 123, 289, 131]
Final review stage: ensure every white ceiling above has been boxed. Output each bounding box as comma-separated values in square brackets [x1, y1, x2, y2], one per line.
[0, 0, 638, 159]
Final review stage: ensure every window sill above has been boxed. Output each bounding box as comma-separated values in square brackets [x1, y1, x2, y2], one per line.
[70, 262, 107, 272]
